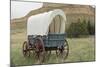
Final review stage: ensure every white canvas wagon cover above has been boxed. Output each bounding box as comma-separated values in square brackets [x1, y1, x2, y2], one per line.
[27, 9, 66, 35]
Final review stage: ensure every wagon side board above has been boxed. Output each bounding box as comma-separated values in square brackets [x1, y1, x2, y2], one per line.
[28, 33, 67, 49]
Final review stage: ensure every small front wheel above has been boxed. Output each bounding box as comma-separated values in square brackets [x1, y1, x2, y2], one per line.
[22, 41, 30, 57]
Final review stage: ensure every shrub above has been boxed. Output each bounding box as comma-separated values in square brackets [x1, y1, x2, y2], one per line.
[66, 19, 89, 38]
[87, 20, 95, 35]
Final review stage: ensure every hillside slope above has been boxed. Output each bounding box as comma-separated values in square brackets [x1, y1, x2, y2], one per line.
[11, 3, 95, 30]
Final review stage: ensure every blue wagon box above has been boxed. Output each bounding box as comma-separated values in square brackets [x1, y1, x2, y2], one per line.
[11, 0, 95, 66]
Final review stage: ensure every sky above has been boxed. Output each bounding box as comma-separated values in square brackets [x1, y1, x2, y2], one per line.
[11, 1, 43, 19]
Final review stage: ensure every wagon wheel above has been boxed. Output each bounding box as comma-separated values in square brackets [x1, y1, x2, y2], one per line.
[63, 40, 69, 59]
[22, 41, 30, 57]
[57, 40, 69, 61]
[34, 36, 45, 63]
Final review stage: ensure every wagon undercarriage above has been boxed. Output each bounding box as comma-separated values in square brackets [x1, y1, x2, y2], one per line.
[22, 33, 69, 63]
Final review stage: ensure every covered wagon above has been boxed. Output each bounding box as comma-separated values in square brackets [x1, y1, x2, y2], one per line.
[22, 9, 69, 62]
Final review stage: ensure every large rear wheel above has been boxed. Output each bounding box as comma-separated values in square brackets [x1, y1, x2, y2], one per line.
[63, 40, 69, 59]
[57, 40, 69, 61]
[34, 36, 45, 63]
